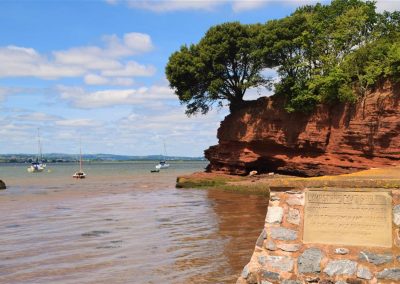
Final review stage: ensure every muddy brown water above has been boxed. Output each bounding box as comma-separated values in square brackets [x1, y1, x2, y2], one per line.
[0, 162, 268, 283]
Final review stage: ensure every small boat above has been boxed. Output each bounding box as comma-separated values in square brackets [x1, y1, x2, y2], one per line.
[73, 139, 86, 179]
[154, 140, 170, 170]
[150, 169, 160, 173]
[27, 128, 46, 173]
[27, 161, 45, 173]
[155, 160, 170, 169]
[73, 171, 86, 179]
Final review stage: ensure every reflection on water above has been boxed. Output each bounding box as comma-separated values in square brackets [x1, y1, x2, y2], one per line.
[0, 162, 268, 283]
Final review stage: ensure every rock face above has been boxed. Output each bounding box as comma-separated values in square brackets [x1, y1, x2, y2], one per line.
[205, 82, 400, 176]
[0, 180, 5, 190]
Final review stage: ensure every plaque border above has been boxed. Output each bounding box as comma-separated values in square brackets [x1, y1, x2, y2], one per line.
[303, 189, 392, 248]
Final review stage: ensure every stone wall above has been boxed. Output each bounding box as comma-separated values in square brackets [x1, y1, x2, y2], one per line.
[237, 188, 400, 284]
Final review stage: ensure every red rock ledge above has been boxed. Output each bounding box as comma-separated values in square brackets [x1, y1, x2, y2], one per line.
[205, 82, 400, 177]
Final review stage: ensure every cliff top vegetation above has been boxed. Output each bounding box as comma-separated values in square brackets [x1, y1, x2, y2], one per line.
[166, 0, 400, 114]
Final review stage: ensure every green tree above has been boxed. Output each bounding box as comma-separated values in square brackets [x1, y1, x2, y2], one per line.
[261, 0, 381, 112]
[167, 0, 400, 115]
[166, 22, 270, 115]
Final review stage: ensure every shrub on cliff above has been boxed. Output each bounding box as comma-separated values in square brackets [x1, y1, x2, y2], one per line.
[262, 0, 400, 112]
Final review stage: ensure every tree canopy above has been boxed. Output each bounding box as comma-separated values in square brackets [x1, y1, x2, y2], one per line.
[264, 0, 400, 112]
[166, 22, 270, 115]
[166, 0, 400, 115]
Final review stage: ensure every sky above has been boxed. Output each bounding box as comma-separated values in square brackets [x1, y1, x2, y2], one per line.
[0, 0, 398, 156]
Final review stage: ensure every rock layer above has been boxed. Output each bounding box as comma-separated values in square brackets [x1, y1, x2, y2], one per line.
[205, 82, 400, 176]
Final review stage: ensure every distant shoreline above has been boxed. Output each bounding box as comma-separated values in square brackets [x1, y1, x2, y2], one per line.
[0, 154, 206, 164]
[0, 159, 207, 164]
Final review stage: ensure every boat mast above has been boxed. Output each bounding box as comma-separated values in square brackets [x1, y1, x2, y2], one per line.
[163, 139, 167, 161]
[79, 137, 83, 172]
[37, 128, 41, 162]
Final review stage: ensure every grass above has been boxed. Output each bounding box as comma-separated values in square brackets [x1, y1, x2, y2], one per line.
[177, 166, 400, 193]
[176, 173, 269, 195]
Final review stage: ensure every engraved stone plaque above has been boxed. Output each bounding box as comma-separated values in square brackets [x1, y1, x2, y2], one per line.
[303, 190, 392, 247]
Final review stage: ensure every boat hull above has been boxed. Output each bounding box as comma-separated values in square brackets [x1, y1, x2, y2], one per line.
[73, 172, 86, 179]
[155, 163, 170, 169]
[27, 165, 45, 173]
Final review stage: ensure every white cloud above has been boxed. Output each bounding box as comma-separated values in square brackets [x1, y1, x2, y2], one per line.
[0, 86, 53, 102]
[0, 86, 228, 155]
[84, 74, 110, 85]
[104, 0, 398, 15]
[0, 32, 155, 82]
[232, 1, 269, 13]
[57, 85, 174, 108]
[84, 74, 135, 86]
[0, 122, 33, 142]
[53, 47, 122, 70]
[243, 86, 273, 100]
[111, 78, 135, 86]
[0, 46, 85, 79]
[114, 106, 225, 153]
[126, 0, 220, 12]
[55, 118, 100, 127]
[0, 88, 10, 102]
[101, 61, 156, 77]
[14, 112, 61, 122]
[54, 33, 153, 67]
[374, 0, 400, 12]
[233, 0, 328, 12]
[119, 33, 154, 55]
[112, 0, 327, 13]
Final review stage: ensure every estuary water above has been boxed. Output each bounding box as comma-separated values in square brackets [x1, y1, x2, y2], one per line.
[0, 161, 268, 284]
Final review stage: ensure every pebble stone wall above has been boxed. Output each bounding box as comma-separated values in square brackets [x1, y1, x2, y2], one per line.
[236, 188, 400, 284]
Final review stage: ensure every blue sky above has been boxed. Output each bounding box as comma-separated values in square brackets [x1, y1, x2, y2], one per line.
[0, 0, 397, 156]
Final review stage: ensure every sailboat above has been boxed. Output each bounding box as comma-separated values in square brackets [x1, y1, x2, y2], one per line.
[73, 139, 86, 179]
[155, 140, 170, 170]
[27, 129, 46, 173]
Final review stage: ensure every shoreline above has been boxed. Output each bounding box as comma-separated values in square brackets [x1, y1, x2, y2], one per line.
[176, 166, 400, 192]
[177, 166, 400, 283]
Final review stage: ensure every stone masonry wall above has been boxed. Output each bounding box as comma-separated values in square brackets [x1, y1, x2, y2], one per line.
[237, 188, 400, 284]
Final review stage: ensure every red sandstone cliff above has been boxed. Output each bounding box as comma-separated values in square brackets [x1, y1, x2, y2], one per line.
[205, 82, 400, 176]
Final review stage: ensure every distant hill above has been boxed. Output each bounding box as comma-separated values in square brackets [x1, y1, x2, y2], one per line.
[0, 153, 206, 163]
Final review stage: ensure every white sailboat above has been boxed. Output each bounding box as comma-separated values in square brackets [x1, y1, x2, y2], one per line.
[73, 139, 86, 179]
[27, 129, 46, 173]
[155, 140, 170, 170]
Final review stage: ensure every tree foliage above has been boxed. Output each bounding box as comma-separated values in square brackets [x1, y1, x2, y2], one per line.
[166, 0, 400, 115]
[263, 0, 400, 112]
[166, 22, 270, 115]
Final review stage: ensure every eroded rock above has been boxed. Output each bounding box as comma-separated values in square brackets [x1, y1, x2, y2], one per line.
[205, 82, 400, 177]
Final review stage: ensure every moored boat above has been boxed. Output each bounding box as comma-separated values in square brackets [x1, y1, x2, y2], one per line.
[73, 139, 86, 179]
[27, 128, 46, 173]
[73, 171, 86, 179]
[154, 140, 170, 170]
[27, 162, 45, 173]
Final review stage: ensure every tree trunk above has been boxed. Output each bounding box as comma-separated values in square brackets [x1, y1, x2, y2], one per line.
[229, 97, 245, 113]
